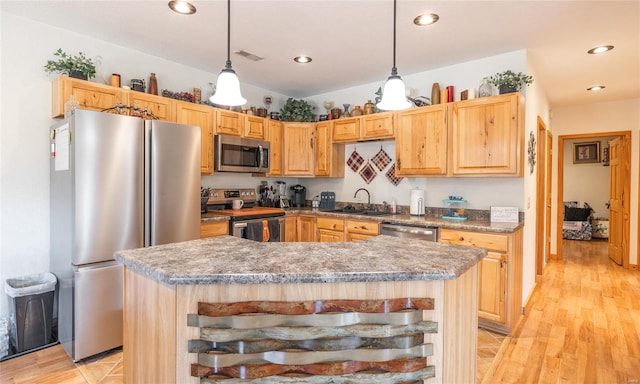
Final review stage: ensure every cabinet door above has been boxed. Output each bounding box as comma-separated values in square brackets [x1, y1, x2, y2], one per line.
[266, 120, 283, 177]
[395, 105, 448, 176]
[284, 215, 298, 242]
[450, 93, 521, 176]
[216, 110, 243, 136]
[347, 233, 375, 242]
[331, 118, 360, 142]
[361, 112, 394, 140]
[52, 76, 125, 118]
[283, 123, 315, 176]
[318, 229, 345, 242]
[297, 215, 316, 242]
[176, 102, 215, 174]
[128, 93, 176, 121]
[314, 122, 344, 178]
[200, 221, 229, 238]
[345, 220, 379, 236]
[245, 115, 266, 139]
[478, 252, 506, 323]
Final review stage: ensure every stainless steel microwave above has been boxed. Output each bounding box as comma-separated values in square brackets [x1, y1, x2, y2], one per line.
[214, 134, 270, 173]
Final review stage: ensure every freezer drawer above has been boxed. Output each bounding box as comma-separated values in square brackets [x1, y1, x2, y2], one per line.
[73, 262, 123, 361]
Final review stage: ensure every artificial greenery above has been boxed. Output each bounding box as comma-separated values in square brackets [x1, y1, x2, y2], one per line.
[488, 70, 534, 90]
[280, 98, 315, 122]
[44, 48, 96, 79]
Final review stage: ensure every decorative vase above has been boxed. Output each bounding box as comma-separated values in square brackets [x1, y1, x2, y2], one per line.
[69, 70, 87, 80]
[431, 83, 440, 104]
[331, 108, 342, 119]
[148, 73, 158, 95]
[479, 78, 493, 97]
[364, 100, 375, 114]
[342, 104, 351, 118]
[498, 84, 517, 94]
[351, 105, 363, 116]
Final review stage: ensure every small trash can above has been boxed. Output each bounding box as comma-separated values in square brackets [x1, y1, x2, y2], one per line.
[5, 272, 57, 354]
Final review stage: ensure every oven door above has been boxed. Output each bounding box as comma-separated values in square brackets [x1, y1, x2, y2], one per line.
[232, 217, 285, 242]
[215, 134, 270, 173]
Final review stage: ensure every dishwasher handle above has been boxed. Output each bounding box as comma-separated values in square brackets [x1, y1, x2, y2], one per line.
[380, 223, 439, 241]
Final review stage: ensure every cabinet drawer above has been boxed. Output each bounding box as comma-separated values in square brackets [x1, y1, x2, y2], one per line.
[200, 221, 228, 238]
[361, 112, 393, 139]
[332, 118, 360, 142]
[346, 220, 379, 236]
[317, 217, 344, 231]
[439, 229, 507, 252]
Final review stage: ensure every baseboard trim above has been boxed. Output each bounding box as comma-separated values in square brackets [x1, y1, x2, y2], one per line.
[631, 264, 638, 271]
[549, 253, 559, 260]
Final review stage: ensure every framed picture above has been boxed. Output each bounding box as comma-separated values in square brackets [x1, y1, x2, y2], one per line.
[573, 141, 601, 164]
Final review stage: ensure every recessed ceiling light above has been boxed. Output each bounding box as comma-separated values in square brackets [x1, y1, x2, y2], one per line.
[587, 86, 606, 91]
[168, 1, 196, 15]
[294, 56, 312, 64]
[413, 13, 439, 26]
[587, 45, 614, 54]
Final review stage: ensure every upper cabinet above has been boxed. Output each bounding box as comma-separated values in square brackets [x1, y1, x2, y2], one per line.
[283, 123, 315, 176]
[395, 104, 448, 176]
[314, 121, 344, 178]
[361, 112, 394, 140]
[265, 120, 283, 177]
[331, 118, 360, 142]
[216, 110, 244, 136]
[450, 93, 523, 176]
[175, 103, 215, 175]
[244, 115, 266, 139]
[127, 92, 176, 121]
[52, 76, 125, 118]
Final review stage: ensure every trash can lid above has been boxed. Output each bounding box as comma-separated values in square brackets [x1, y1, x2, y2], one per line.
[5, 272, 57, 298]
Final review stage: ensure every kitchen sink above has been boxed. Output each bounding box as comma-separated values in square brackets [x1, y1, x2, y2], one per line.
[320, 208, 388, 216]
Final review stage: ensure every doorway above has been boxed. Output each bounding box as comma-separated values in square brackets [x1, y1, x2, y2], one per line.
[556, 131, 632, 267]
[535, 118, 552, 278]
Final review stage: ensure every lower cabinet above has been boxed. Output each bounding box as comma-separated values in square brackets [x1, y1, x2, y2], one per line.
[439, 227, 523, 334]
[317, 217, 345, 242]
[345, 219, 379, 241]
[284, 215, 298, 242]
[297, 214, 317, 242]
[200, 221, 229, 238]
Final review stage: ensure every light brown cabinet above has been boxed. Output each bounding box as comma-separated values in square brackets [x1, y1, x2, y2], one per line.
[216, 110, 244, 136]
[283, 123, 315, 176]
[127, 92, 176, 121]
[284, 215, 298, 242]
[331, 118, 360, 142]
[361, 112, 394, 140]
[297, 214, 317, 242]
[244, 115, 266, 139]
[316, 217, 345, 242]
[200, 221, 229, 238]
[345, 219, 379, 241]
[314, 122, 345, 178]
[450, 93, 523, 176]
[175, 102, 215, 174]
[266, 120, 284, 177]
[439, 227, 523, 334]
[52, 76, 125, 118]
[395, 104, 448, 176]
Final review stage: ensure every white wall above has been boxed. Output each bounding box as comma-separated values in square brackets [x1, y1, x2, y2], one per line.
[551, 99, 640, 265]
[0, 12, 289, 316]
[563, 137, 617, 218]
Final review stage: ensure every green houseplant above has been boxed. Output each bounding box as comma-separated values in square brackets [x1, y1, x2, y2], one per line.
[280, 98, 316, 122]
[44, 48, 96, 80]
[488, 70, 534, 94]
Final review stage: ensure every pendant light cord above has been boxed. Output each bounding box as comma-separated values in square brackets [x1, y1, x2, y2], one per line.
[225, 0, 232, 69]
[391, 0, 397, 76]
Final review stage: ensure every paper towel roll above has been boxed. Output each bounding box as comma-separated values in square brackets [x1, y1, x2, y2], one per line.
[410, 189, 425, 216]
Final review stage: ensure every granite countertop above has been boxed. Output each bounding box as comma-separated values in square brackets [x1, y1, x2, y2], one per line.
[286, 208, 522, 233]
[115, 235, 486, 286]
[200, 212, 230, 223]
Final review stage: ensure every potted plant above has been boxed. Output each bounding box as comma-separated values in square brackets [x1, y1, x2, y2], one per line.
[488, 70, 534, 94]
[280, 98, 316, 122]
[44, 48, 96, 80]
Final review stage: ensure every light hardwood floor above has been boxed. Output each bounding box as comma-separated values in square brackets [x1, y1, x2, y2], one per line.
[1, 239, 637, 383]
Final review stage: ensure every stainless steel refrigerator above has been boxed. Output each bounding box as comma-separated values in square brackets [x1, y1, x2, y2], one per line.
[50, 109, 201, 361]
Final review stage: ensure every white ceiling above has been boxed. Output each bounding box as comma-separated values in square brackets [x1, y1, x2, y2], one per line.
[3, 1, 639, 107]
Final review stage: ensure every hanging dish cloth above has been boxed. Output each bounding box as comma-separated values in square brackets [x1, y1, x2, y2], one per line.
[359, 160, 377, 184]
[347, 147, 364, 172]
[385, 163, 404, 186]
[371, 146, 392, 171]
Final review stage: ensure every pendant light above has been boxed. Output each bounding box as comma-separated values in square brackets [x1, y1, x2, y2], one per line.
[377, 0, 412, 111]
[210, 0, 246, 106]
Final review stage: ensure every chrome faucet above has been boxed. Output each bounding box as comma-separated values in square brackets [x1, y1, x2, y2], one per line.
[354, 188, 371, 209]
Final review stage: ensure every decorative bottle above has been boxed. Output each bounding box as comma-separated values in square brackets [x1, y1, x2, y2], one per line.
[364, 100, 374, 114]
[431, 83, 440, 105]
[351, 105, 363, 116]
[148, 73, 158, 95]
[479, 78, 493, 97]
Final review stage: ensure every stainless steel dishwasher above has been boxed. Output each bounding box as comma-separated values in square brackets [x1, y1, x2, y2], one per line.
[380, 222, 439, 242]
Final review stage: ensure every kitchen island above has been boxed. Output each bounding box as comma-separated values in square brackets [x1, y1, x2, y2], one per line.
[115, 235, 486, 384]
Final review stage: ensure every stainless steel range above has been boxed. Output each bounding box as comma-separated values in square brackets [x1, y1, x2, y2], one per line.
[206, 188, 286, 242]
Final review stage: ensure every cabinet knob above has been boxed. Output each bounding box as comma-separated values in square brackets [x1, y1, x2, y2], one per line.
[459, 236, 464, 241]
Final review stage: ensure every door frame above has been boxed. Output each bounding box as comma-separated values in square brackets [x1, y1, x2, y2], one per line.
[556, 131, 631, 266]
[535, 117, 550, 278]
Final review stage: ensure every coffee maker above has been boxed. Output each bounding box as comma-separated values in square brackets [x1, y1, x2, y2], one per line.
[290, 185, 307, 207]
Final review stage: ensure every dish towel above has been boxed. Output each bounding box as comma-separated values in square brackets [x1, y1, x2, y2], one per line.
[246, 221, 264, 241]
[267, 219, 281, 242]
[262, 220, 271, 242]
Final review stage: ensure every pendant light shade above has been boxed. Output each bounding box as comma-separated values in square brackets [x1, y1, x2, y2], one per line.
[210, 0, 246, 106]
[377, 0, 411, 111]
